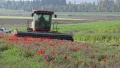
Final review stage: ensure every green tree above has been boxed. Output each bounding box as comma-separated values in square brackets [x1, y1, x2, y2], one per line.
[0, 0, 6, 8]
[114, 0, 120, 11]
[98, 0, 115, 12]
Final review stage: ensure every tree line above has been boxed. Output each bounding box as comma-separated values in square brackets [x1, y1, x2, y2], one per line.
[0, 0, 120, 12]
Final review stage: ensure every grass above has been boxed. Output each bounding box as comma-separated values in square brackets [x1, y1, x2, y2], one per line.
[0, 8, 120, 18]
[0, 20, 120, 68]
[55, 20, 120, 42]
[0, 8, 31, 16]
[1, 8, 120, 16]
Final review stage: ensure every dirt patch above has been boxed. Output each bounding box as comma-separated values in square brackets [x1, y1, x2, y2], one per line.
[0, 19, 91, 25]
[0, 64, 2, 68]
[0, 19, 28, 25]
[0, 15, 120, 25]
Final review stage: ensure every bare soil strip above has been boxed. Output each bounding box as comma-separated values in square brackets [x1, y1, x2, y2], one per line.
[0, 15, 120, 25]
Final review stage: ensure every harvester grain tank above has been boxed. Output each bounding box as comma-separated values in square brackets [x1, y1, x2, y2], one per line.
[13, 10, 74, 41]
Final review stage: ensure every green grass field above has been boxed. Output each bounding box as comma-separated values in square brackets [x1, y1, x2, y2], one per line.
[57, 20, 120, 42]
[0, 20, 120, 68]
[1, 8, 120, 17]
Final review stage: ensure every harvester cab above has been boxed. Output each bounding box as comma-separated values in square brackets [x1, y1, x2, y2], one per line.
[27, 10, 54, 32]
[13, 10, 74, 41]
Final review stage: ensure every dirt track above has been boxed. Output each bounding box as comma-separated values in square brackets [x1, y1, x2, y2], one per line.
[0, 19, 91, 25]
[0, 15, 120, 25]
[0, 19, 28, 25]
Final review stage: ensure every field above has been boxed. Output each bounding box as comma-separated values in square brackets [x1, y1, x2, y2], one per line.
[0, 12, 120, 68]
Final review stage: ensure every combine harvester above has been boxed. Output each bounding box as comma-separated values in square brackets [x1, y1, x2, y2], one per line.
[13, 10, 74, 41]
